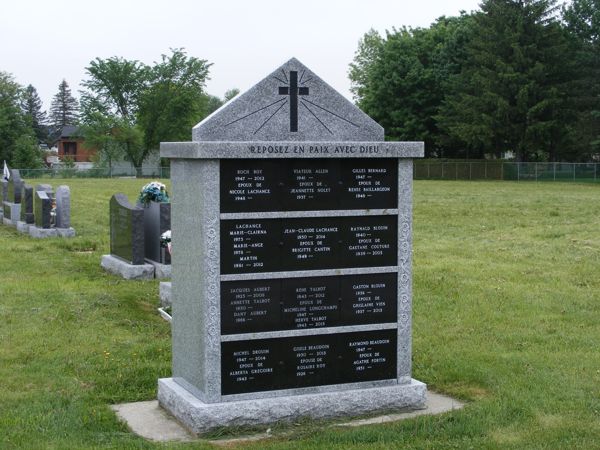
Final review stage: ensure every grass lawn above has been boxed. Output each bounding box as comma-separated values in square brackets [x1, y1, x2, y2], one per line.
[1, 179, 599, 449]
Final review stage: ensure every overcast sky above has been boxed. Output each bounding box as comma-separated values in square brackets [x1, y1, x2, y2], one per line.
[0, 0, 481, 111]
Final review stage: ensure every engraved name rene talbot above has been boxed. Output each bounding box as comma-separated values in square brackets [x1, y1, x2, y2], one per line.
[159, 57, 426, 434]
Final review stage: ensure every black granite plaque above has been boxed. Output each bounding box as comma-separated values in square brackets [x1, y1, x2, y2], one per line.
[281, 159, 339, 210]
[221, 216, 397, 274]
[220, 160, 280, 212]
[222, 273, 397, 334]
[221, 329, 397, 395]
[109, 193, 145, 265]
[220, 159, 397, 213]
[340, 159, 397, 209]
[144, 201, 171, 264]
[280, 276, 340, 330]
[221, 279, 281, 334]
[280, 217, 340, 271]
[340, 215, 397, 267]
[220, 219, 281, 273]
[340, 273, 397, 325]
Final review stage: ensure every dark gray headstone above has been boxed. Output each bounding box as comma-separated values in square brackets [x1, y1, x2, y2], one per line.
[144, 201, 171, 264]
[110, 193, 145, 265]
[7, 169, 23, 203]
[20, 184, 34, 224]
[34, 190, 53, 229]
[1, 180, 8, 202]
[55, 185, 71, 228]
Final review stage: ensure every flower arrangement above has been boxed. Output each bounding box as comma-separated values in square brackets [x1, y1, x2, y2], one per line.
[160, 229, 172, 255]
[138, 181, 170, 206]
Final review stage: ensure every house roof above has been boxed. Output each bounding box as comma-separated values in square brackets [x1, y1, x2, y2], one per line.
[59, 125, 80, 138]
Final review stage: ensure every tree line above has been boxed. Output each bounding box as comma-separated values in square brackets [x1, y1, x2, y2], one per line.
[350, 0, 599, 161]
[0, 49, 237, 171]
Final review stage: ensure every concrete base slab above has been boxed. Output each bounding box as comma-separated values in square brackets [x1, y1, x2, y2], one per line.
[336, 391, 464, 427]
[56, 227, 76, 238]
[3, 217, 15, 226]
[113, 390, 461, 443]
[112, 400, 195, 442]
[101, 254, 155, 280]
[16, 221, 31, 233]
[29, 226, 58, 238]
[159, 281, 172, 307]
[158, 377, 427, 435]
[147, 260, 171, 279]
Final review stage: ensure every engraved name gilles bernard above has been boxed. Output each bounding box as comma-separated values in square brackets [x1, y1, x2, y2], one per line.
[220, 158, 398, 212]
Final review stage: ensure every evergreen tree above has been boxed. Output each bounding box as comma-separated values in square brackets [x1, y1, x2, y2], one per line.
[21, 84, 47, 143]
[12, 135, 44, 169]
[350, 16, 474, 157]
[562, 0, 600, 158]
[438, 0, 574, 161]
[49, 79, 79, 129]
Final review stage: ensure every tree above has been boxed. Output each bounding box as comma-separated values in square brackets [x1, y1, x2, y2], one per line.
[81, 49, 213, 176]
[0, 71, 32, 164]
[12, 135, 44, 169]
[562, 0, 600, 158]
[80, 57, 148, 175]
[349, 16, 474, 157]
[49, 79, 79, 129]
[223, 88, 240, 102]
[137, 48, 212, 153]
[438, 0, 574, 161]
[21, 84, 47, 143]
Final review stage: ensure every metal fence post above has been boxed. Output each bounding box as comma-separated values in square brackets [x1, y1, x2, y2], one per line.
[469, 162, 472, 180]
[427, 163, 430, 179]
[535, 163, 538, 182]
[501, 163, 504, 181]
[553, 162, 556, 181]
[485, 162, 487, 179]
[573, 164, 576, 181]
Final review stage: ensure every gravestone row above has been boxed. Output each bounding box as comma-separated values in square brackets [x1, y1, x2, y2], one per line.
[100, 193, 171, 280]
[157, 58, 426, 434]
[1, 169, 75, 238]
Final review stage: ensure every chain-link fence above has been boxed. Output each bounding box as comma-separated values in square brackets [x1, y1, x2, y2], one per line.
[414, 161, 600, 182]
[16, 166, 171, 179]
[9, 162, 600, 183]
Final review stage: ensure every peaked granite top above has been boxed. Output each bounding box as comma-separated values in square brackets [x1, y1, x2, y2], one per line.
[193, 58, 384, 142]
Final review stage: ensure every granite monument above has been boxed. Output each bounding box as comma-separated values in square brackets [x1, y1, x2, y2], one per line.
[158, 57, 425, 433]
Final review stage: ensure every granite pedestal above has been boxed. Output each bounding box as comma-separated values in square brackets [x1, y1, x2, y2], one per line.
[101, 254, 155, 280]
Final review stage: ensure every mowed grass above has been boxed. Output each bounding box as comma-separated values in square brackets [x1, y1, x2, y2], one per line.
[1, 179, 599, 449]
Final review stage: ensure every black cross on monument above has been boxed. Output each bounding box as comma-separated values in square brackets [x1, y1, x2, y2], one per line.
[278, 71, 309, 132]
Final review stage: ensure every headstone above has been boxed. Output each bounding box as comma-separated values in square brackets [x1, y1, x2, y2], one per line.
[55, 185, 71, 228]
[20, 185, 34, 224]
[109, 193, 145, 265]
[144, 201, 171, 265]
[2, 169, 23, 225]
[16, 184, 34, 233]
[158, 58, 425, 434]
[7, 169, 23, 203]
[1, 180, 7, 202]
[101, 193, 154, 279]
[34, 190, 53, 229]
